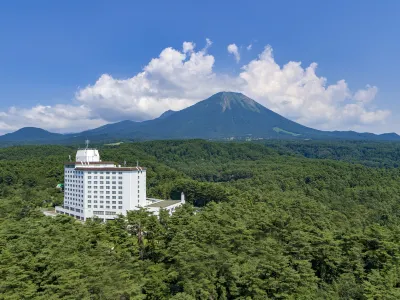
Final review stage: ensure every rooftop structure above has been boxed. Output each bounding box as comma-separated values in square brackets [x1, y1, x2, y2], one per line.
[55, 143, 184, 221]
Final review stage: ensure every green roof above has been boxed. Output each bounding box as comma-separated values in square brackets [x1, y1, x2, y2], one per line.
[146, 200, 181, 208]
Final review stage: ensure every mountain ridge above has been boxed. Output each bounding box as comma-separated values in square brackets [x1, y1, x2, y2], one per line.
[0, 92, 399, 144]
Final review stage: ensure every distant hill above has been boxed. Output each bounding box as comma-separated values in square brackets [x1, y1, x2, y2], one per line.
[0, 127, 64, 143]
[1, 92, 399, 145]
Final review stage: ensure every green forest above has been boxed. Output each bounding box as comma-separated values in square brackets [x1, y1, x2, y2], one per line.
[1, 140, 400, 299]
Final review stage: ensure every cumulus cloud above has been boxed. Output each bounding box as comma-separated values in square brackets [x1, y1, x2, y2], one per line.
[0, 40, 391, 134]
[353, 85, 378, 103]
[0, 104, 106, 134]
[75, 39, 232, 123]
[227, 44, 240, 63]
[182, 41, 195, 53]
[247, 44, 252, 50]
[239, 45, 389, 129]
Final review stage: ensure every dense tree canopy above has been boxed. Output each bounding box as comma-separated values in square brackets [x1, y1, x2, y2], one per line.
[1, 140, 400, 299]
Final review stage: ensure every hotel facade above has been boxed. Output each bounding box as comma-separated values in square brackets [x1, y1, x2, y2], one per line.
[56, 147, 184, 221]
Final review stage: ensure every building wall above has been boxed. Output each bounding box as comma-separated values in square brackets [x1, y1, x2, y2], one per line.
[62, 165, 147, 221]
[146, 202, 183, 217]
[63, 166, 85, 220]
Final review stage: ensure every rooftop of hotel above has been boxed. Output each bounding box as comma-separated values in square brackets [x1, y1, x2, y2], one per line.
[145, 200, 181, 208]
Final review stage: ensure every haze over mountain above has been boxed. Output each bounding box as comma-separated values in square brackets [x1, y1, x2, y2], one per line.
[0, 92, 399, 145]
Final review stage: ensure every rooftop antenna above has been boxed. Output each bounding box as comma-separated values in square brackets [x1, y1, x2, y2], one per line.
[68, 155, 72, 162]
[136, 160, 139, 167]
[124, 160, 127, 167]
[85, 139, 90, 149]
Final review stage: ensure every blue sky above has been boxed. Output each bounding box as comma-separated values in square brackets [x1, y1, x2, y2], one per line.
[1, 0, 399, 134]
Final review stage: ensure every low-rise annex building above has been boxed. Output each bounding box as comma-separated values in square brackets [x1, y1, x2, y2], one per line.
[55, 143, 185, 221]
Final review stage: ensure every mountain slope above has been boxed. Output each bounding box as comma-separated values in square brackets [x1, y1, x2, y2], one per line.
[0, 127, 65, 142]
[157, 110, 176, 120]
[100, 92, 396, 141]
[142, 92, 319, 139]
[1, 92, 399, 144]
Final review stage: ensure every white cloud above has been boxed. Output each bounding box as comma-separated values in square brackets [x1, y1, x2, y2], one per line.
[75, 39, 230, 124]
[227, 43, 240, 63]
[0, 40, 391, 135]
[353, 85, 378, 103]
[239, 45, 389, 129]
[0, 104, 106, 134]
[247, 44, 252, 50]
[183, 41, 195, 53]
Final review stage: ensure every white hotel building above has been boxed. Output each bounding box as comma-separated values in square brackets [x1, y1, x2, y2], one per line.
[55, 147, 184, 221]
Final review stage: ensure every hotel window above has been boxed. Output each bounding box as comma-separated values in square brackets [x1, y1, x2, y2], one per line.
[118, 186, 123, 190]
[106, 201, 110, 204]
[118, 181, 122, 184]
[112, 206, 116, 209]
[88, 200, 91, 203]
[118, 206, 123, 209]
[88, 195, 92, 198]
[118, 176, 122, 179]
[118, 172, 122, 174]
[118, 201, 122, 204]
[106, 191, 110, 194]
[112, 196, 116, 199]
[88, 176, 92, 179]
[94, 205, 98, 208]
[100, 176, 104, 179]
[100, 201, 104, 204]
[100, 181, 104, 184]
[100, 196, 104, 199]
[112, 181, 116, 184]
[106, 181, 110, 184]
[88, 205, 91, 208]
[106, 172, 110, 174]
[106, 196, 110, 199]
[106, 206, 110, 209]
[94, 181, 98, 184]
[100, 205, 104, 208]
[112, 201, 116, 204]
[112, 191, 116, 194]
[118, 196, 122, 199]
[94, 196, 98, 199]
[112, 176, 116, 180]
[118, 191, 122, 194]
[112, 172, 116, 174]
[112, 186, 116, 189]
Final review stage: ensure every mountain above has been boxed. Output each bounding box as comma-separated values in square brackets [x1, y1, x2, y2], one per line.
[0, 127, 64, 143]
[140, 92, 321, 139]
[1, 92, 399, 144]
[157, 110, 176, 120]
